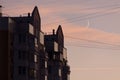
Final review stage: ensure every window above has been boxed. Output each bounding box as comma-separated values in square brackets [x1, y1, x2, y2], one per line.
[40, 32, 44, 45]
[54, 42, 58, 52]
[60, 53, 63, 61]
[34, 55, 37, 62]
[18, 34, 26, 43]
[45, 61, 47, 68]
[35, 38, 38, 47]
[53, 54, 55, 60]
[29, 68, 36, 78]
[63, 48, 67, 60]
[18, 50, 26, 60]
[29, 24, 34, 35]
[67, 74, 70, 80]
[48, 66, 51, 73]
[59, 69, 61, 76]
[18, 66, 26, 75]
[45, 76, 47, 80]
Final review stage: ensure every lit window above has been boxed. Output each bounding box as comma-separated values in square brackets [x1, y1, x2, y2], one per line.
[40, 32, 44, 45]
[60, 54, 63, 61]
[54, 42, 58, 52]
[35, 38, 38, 47]
[45, 61, 47, 68]
[59, 69, 61, 76]
[67, 74, 70, 80]
[63, 48, 67, 60]
[29, 24, 34, 35]
[45, 75, 47, 80]
[34, 55, 37, 62]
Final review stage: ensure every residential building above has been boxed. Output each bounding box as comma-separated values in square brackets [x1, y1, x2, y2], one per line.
[0, 6, 70, 80]
[44, 25, 70, 80]
[0, 6, 48, 80]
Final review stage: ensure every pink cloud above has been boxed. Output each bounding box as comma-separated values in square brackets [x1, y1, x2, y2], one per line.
[42, 19, 120, 49]
[3, 5, 33, 16]
[64, 26, 120, 46]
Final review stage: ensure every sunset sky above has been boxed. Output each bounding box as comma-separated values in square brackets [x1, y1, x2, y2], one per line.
[2, 0, 120, 80]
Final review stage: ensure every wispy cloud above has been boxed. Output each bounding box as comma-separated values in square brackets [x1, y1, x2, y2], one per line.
[64, 26, 120, 46]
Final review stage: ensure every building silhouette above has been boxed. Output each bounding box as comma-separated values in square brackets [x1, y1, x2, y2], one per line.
[0, 6, 70, 80]
[45, 26, 70, 80]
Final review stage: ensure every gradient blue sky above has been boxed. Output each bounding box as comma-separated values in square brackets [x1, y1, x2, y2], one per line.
[2, 0, 120, 80]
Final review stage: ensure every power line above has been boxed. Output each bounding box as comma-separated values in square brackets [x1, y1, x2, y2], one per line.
[65, 44, 120, 50]
[41, 3, 120, 22]
[36, 1, 120, 23]
[45, 7, 120, 25]
[39, 0, 117, 10]
[77, 3, 120, 11]
[3, 3, 119, 17]
[3, 3, 120, 24]
[65, 35, 120, 47]
[42, 6, 120, 26]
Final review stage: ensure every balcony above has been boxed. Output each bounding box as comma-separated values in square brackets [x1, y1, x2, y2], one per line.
[40, 31, 44, 45]
[67, 74, 70, 80]
[34, 38, 38, 48]
[60, 53, 63, 61]
[29, 24, 34, 35]
[34, 55, 38, 63]
[45, 41, 58, 52]
[63, 48, 67, 60]
[54, 42, 58, 52]
[45, 61, 47, 68]
[54, 53, 63, 61]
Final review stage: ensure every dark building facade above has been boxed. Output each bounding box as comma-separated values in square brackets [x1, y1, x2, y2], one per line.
[0, 6, 48, 80]
[44, 25, 70, 80]
[0, 6, 70, 80]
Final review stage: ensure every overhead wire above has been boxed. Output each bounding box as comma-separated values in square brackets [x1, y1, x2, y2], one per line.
[3, 2, 119, 16]
[76, 3, 120, 11]
[36, 1, 120, 23]
[1, 1, 120, 50]
[65, 44, 120, 50]
[42, 6, 120, 26]
[65, 35, 120, 47]
[2, 2, 120, 24]
[44, 31, 120, 49]
[41, 3, 120, 24]
[64, 35, 120, 50]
